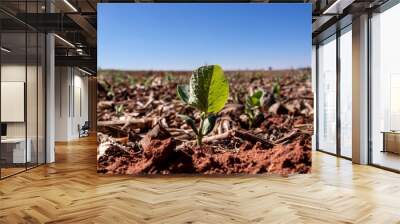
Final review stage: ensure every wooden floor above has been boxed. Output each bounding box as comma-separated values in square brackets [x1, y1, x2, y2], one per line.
[372, 150, 400, 171]
[1, 136, 400, 223]
[1, 167, 26, 178]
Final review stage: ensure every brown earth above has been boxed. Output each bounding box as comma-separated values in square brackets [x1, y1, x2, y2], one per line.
[97, 124, 311, 176]
[97, 69, 313, 175]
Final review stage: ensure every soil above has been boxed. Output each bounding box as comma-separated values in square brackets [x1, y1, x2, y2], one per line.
[97, 69, 313, 175]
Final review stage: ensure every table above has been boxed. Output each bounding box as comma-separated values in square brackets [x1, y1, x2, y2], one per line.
[381, 131, 400, 154]
[1, 138, 32, 164]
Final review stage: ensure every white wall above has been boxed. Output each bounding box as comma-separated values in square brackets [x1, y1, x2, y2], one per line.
[72, 73, 89, 138]
[1, 65, 26, 138]
[1, 65, 33, 138]
[1, 63, 46, 164]
[55, 66, 69, 141]
[55, 67, 89, 141]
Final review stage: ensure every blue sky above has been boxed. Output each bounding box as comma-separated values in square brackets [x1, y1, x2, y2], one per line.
[98, 3, 311, 70]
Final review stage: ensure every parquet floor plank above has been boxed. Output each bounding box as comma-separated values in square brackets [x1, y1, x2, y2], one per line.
[0, 136, 400, 223]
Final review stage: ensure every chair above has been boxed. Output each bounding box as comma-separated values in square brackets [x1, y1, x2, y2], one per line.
[79, 121, 90, 138]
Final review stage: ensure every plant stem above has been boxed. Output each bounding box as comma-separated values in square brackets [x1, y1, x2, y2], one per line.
[197, 113, 206, 146]
[247, 111, 254, 129]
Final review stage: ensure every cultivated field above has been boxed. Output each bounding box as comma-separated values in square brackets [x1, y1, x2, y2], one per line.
[97, 67, 313, 175]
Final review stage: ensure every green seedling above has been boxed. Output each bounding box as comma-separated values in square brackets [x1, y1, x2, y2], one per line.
[177, 65, 229, 146]
[254, 72, 263, 80]
[272, 78, 281, 99]
[112, 72, 125, 85]
[299, 71, 310, 82]
[128, 76, 136, 87]
[245, 90, 264, 128]
[107, 88, 115, 99]
[144, 77, 153, 87]
[115, 104, 124, 117]
[164, 72, 174, 83]
[99, 80, 115, 100]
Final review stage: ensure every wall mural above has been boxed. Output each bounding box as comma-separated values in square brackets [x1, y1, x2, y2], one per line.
[97, 3, 313, 175]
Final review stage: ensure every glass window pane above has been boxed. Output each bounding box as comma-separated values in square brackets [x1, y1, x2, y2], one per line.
[339, 27, 352, 158]
[1, 31, 27, 177]
[27, 31, 38, 169]
[0, 1, 46, 179]
[371, 3, 400, 170]
[318, 35, 337, 154]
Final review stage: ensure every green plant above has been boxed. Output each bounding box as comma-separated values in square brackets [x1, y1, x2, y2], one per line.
[115, 104, 124, 117]
[272, 78, 281, 99]
[253, 72, 263, 80]
[98, 78, 115, 100]
[299, 71, 310, 82]
[164, 72, 174, 83]
[177, 65, 229, 146]
[112, 72, 125, 85]
[107, 88, 115, 99]
[128, 76, 136, 87]
[144, 76, 153, 87]
[244, 90, 264, 128]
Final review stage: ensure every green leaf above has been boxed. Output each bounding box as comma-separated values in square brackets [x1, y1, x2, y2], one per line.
[201, 114, 217, 136]
[114, 104, 124, 117]
[177, 85, 190, 104]
[178, 114, 198, 135]
[248, 90, 264, 107]
[188, 65, 229, 113]
[252, 90, 263, 101]
[273, 82, 281, 98]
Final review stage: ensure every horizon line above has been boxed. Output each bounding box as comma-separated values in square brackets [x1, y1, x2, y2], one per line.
[97, 66, 311, 72]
